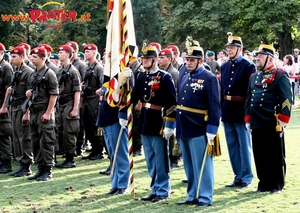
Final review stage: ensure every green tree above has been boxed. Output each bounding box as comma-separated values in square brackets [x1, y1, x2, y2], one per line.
[62, 0, 107, 52]
[164, 0, 300, 57]
[132, 0, 164, 49]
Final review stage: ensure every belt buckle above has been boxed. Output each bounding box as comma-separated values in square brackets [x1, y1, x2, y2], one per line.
[145, 103, 151, 108]
[227, 95, 231, 101]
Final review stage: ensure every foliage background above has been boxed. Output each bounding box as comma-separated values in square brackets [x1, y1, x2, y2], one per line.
[1, 0, 300, 57]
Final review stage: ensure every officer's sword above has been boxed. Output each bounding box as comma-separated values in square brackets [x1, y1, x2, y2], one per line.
[196, 138, 209, 199]
[110, 126, 125, 178]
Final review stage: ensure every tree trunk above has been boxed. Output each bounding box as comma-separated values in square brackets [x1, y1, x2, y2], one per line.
[277, 25, 293, 59]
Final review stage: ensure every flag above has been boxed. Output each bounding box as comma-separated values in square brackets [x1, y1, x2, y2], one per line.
[105, 0, 137, 106]
[105, 0, 137, 199]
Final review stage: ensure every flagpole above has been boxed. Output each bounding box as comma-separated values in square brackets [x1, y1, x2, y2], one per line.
[122, 0, 135, 199]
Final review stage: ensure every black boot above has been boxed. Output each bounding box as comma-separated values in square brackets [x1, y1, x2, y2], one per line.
[14, 163, 32, 177]
[0, 159, 12, 174]
[99, 166, 111, 175]
[36, 166, 52, 181]
[55, 154, 76, 168]
[9, 163, 24, 176]
[28, 166, 44, 180]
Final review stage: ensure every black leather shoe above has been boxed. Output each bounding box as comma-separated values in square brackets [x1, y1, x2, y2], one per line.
[99, 166, 111, 175]
[113, 188, 126, 195]
[240, 182, 250, 189]
[196, 202, 211, 208]
[89, 153, 104, 160]
[82, 153, 104, 160]
[225, 181, 242, 187]
[141, 194, 157, 201]
[152, 195, 167, 203]
[182, 179, 188, 183]
[106, 188, 118, 195]
[177, 199, 199, 205]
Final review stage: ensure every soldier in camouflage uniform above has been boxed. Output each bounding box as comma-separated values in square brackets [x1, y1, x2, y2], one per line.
[26, 46, 59, 181]
[81, 44, 104, 160]
[55, 44, 81, 168]
[5, 46, 34, 177]
[66, 41, 87, 156]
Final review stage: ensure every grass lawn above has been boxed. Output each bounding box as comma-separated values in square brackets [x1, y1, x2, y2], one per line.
[1, 101, 300, 213]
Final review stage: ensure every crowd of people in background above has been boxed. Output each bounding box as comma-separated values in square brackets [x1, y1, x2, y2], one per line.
[0, 33, 295, 207]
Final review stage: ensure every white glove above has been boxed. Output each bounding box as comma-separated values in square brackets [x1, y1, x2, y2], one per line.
[245, 122, 251, 131]
[163, 127, 174, 140]
[278, 120, 288, 128]
[206, 133, 216, 145]
[173, 128, 176, 138]
[119, 118, 128, 128]
[124, 67, 132, 78]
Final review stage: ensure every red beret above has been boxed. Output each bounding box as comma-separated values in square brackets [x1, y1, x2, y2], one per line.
[159, 48, 173, 57]
[38, 44, 53, 53]
[149, 42, 161, 52]
[66, 41, 78, 50]
[58, 44, 74, 52]
[10, 46, 26, 55]
[167, 45, 179, 53]
[18, 43, 30, 50]
[0, 43, 6, 51]
[30, 47, 47, 55]
[84, 44, 98, 51]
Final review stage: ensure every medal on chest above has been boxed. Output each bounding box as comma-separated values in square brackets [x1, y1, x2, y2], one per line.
[190, 79, 204, 93]
[144, 74, 161, 101]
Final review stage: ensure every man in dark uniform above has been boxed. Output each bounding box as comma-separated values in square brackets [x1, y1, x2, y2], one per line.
[66, 41, 87, 157]
[4, 46, 34, 177]
[81, 44, 104, 160]
[18, 43, 35, 70]
[245, 44, 292, 194]
[158, 48, 180, 168]
[0, 43, 13, 173]
[132, 44, 177, 202]
[176, 37, 220, 208]
[26, 46, 59, 181]
[55, 44, 81, 168]
[221, 33, 255, 188]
